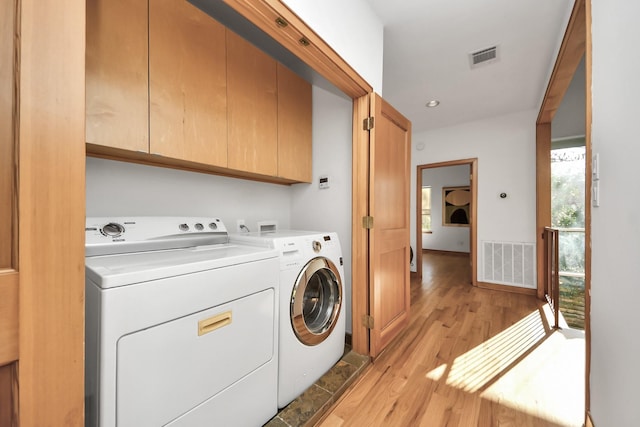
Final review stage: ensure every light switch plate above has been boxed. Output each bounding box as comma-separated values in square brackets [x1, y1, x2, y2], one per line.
[592, 153, 600, 180]
[319, 175, 330, 189]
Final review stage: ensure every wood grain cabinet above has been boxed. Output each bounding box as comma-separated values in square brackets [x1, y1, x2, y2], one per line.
[227, 31, 312, 182]
[277, 63, 312, 183]
[86, 1, 312, 184]
[86, 0, 149, 152]
[226, 29, 278, 176]
[149, 0, 227, 167]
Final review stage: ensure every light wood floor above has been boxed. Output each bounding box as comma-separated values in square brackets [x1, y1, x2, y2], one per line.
[319, 252, 585, 427]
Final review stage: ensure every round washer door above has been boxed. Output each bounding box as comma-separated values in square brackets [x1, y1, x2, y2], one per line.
[291, 257, 342, 346]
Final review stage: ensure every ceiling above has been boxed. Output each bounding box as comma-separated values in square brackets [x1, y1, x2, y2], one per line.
[365, 0, 573, 133]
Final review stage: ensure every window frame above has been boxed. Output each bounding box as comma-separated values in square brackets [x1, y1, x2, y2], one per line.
[421, 186, 432, 233]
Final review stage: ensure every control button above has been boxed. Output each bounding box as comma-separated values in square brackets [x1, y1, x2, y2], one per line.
[209, 222, 218, 230]
[101, 222, 124, 237]
[179, 223, 190, 232]
[312, 241, 322, 252]
[194, 223, 204, 231]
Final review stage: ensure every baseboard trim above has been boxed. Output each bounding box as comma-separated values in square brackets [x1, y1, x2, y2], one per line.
[476, 281, 537, 296]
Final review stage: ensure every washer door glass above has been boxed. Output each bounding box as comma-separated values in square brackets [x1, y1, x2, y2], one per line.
[291, 257, 342, 346]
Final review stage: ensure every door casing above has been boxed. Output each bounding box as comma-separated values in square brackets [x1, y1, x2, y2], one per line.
[415, 159, 478, 285]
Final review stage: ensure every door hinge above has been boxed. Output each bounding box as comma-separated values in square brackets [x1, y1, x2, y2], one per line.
[363, 116, 374, 131]
[362, 216, 374, 229]
[362, 314, 374, 329]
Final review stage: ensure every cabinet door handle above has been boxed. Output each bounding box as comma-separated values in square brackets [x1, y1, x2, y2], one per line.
[198, 311, 232, 336]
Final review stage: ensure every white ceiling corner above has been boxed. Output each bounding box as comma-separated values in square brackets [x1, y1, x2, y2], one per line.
[365, 0, 574, 133]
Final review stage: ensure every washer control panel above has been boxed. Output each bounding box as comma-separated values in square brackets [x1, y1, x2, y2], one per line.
[85, 217, 228, 256]
[101, 222, 125, 237]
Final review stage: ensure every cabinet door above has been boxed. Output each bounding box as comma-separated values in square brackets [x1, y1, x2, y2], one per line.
[227, 30, 278, 176]
[149, 0, 227, 167]
[86, 0, 148, 151]
[277, 64, 312, 182]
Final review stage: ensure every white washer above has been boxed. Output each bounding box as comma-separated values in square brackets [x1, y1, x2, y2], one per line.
[230, 230, 346, 408]
[84, 217, 279, 427]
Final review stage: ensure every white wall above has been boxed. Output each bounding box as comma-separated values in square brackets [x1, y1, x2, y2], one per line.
[291, 85, 354, 332]
[411, 109, 538, 285]
[282, 0, 383, 94]
[590, 2, 640, 426]
[421, 165, 470, 252]
[86, 157, 292, 230]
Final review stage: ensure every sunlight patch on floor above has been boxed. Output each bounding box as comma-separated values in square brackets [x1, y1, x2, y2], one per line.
[425, 363, 447, 382]
[425, 310, 585, 426]
[447, 310, 546, 392]
[480, 328, 585, 426]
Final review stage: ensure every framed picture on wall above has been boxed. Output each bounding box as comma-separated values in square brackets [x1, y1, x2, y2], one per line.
[442, 186, 470, 226]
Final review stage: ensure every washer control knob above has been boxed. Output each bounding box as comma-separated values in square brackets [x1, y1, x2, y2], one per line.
[209, 222, 218, 230]
[312, 241, 322, 253]
[194, 223, 204, 231]
[101, 222, 124, 237]
[179, 223, 190, 232]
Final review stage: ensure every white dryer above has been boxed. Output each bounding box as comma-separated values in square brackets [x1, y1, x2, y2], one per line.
[230, 230, 346, 408]
[84, 217, 280, 427]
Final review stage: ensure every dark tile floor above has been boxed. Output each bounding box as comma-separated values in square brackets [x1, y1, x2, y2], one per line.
[264, 348, 369, 427]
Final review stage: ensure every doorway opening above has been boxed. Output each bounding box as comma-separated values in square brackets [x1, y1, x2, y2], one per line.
[551, 138, 586, 330]
[415, 159, 478, 285]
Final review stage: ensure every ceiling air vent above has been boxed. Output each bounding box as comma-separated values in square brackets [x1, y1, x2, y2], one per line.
[469, 46, 499, 68]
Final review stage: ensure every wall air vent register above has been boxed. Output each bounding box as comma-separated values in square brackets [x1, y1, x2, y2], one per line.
[469, 45, 499, 68]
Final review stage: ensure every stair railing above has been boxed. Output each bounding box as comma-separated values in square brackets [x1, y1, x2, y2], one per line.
[543, 227, 560, 329]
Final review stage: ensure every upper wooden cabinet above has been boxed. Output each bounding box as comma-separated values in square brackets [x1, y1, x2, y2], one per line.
[149, 0, 227, 167]
[86, 1, 312, 184]
[226, 29, 278, 176]
[277, 64, 312, 183]
[86, 0, 149, 152]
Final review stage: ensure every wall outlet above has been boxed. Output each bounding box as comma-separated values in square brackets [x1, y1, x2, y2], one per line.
[236, 219, 245, 232]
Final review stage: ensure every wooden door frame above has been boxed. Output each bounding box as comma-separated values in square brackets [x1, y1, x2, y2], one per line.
[535, 0, 590, 419]
[16, 0, 86, 424]
[536, 0, 587, 297]
[416, 159, 478, 286]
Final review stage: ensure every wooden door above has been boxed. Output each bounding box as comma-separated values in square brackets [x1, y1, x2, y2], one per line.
[277, 63, 312, 182]
[226, 29, 278, 176]
[1, 0, 18, 422]
[149, 0, 227, 167]
[368, 93, 412, 357]
[86, 0, 149, 151]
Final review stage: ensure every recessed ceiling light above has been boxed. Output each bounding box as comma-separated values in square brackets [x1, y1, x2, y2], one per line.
[426, 100, 440, 108]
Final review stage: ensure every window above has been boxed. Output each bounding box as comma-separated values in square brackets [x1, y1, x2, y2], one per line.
[422, 186, 432, 232]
